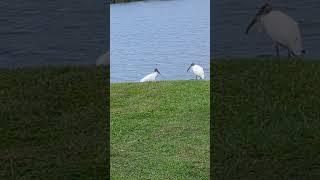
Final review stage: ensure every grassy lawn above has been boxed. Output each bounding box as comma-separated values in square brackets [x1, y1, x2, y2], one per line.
[211, 59, 320, 179]
[0, 66, 109, 179]
[111, 80, 210, 179]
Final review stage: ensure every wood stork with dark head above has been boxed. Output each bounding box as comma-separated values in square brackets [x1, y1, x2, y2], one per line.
[246, 1, 305, 57]
[187, 63, 205, 80]
[140, 68, 161, 82]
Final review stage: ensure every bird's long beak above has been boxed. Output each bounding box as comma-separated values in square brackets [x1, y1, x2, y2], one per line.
[156, 69, 161, 75]
[245, 17, 258, 34]
[187, 65, 192, 72]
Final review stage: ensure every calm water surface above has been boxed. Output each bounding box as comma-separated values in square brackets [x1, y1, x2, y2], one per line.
[213, 0, 320, 58]
[111, 0, 210, 82]
[0, 1, 107, 68]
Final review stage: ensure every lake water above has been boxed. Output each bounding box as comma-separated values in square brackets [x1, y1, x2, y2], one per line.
[111, 0, 210, 82]
[213, 0, 320, 58]
[0, 1, 108, 68]
[2, 0, 317, 74]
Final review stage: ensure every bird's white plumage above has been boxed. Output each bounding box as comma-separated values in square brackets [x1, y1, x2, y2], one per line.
[140, 72, 159, 82]
[95, 51, 110, 66]
[190, 65, 205, 79]
[260, 11, 303, 55]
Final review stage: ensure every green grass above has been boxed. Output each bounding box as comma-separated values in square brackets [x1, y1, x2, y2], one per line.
[0, 66, 109, 179]
[111, 80, 210, 179]
[211, 59, 320, 179]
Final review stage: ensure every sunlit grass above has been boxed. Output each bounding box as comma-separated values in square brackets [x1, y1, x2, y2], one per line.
[111, 80, 210, 179]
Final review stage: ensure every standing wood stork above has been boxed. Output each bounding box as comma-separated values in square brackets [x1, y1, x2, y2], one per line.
[246, 2, 305, 57]
[187, 63, 205, 80]
[140, 68, 161, 82]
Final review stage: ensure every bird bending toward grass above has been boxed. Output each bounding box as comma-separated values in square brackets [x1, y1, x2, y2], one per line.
[140, 68, 161, 82]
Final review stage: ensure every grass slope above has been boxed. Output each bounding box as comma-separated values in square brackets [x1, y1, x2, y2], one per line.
[111, 80, 209, 179]
[0, 66, 109, 179]
[211, 59, 320, 179]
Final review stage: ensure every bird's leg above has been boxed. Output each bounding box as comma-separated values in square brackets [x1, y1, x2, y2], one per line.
[287, 49, 292, 58]
[275, 44, 280, 57]
[195, 76, 198, 80]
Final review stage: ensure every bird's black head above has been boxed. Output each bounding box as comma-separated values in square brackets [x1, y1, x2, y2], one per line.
[154, 68, 161, 75]
[246, 2, 272, 34]
[187, 63, 195, 72]
[257, 3, 272, 16]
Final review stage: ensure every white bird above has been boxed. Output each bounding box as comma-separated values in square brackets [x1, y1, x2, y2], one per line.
[96, 51, 110, 66]
[187, 63, 205, 80]
[140, 68, 161, 82]
[246, 2, 305, 57]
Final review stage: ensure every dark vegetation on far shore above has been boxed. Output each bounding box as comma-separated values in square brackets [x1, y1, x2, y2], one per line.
[110, 0, 142, 4]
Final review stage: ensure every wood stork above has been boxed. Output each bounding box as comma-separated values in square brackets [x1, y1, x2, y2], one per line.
[246, 2, 305, 57]
[96, 51, 110, 66]
[187, 63, 205, 80]
[140, 68, 161, 82]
